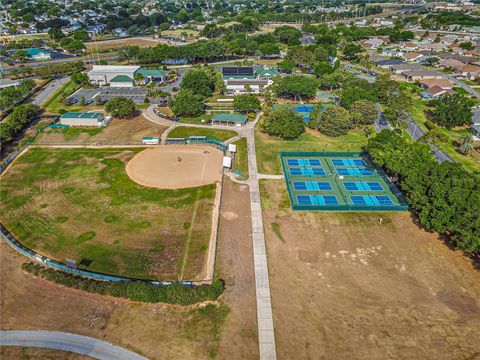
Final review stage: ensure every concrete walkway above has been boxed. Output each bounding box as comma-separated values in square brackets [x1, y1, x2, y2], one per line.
[245, 113, 277, 360]
[0, 331, 147, 360]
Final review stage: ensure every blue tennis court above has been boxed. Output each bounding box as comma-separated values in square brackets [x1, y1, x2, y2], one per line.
[287, 158, 321, 166]
[290, 167, 325, 176]
[293, 181, 332, 191]
[343, 181, 383, 191]
[296, 195, 339, 206]
[350, 195, 394, 206]
[336, 168, 373, 176]
[332, 159, 365, 167]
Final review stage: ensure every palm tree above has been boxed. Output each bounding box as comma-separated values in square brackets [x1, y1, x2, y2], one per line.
[459, 133, 474, 154]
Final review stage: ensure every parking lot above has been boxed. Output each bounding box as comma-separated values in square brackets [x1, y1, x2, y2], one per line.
[69, 87, 167, 105]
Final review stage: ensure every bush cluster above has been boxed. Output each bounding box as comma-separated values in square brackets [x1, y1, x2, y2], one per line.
[22, 263, 224, 306]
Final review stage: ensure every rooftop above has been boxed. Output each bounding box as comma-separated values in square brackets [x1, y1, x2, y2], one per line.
[110, 75, 134, 83]
[60, 112, 104, 119]
[212, 113, 248, 123]
[89, 65, 140, 74]
[137, 69, 166, 77]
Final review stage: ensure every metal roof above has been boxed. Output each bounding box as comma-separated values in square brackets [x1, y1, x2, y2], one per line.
[212, 113, 248, 123]
[110, 75, 134, 83]
[88, 65, 140, 74]
[60, 112, 104, 119]
[137, 69, 166, 77]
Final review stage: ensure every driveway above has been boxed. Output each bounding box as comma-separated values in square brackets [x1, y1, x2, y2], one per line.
[0, 330, 147, 360]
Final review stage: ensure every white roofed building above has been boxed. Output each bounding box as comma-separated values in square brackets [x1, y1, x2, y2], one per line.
[87, 65, 140, 86]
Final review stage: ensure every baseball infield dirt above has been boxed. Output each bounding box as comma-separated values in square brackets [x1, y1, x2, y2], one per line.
[126, 145, 223, 189]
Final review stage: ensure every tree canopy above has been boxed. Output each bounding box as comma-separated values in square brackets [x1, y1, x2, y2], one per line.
[261, 107, 305, 140]
[105, 96, 136, 118]
[366, 130, 480, 253]
[429, 93, 473, 129]
[180, 68, 216, 98]
[171, 89, 204, 116]
[276, 76, 318, 99]
[233, 94, 261, 113]
[316, 106, 353, 137]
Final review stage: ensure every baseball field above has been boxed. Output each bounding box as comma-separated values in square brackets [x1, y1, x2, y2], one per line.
[0, 146, 223, 280]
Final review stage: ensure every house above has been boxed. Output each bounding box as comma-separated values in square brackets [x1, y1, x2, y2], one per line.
[457, 64, 480, 80]
[374, 58, 404, 69]
[25, 48, 51, 61]
[299, 33, 316, 45]
[360, 38, 386, 49]
[472, 123, 480, 139]
[59, 112, 111, 127]
[400, 42, 419, 51]
[418, 78, 454, 90]
[87, 65, 165, 86]
[420, 86, 454, 100]
[211, 113, 248, 127]
[390, 63, 424, 74]
[354, 20, 368, 28]
[381, 49, 404, 58]
[438, 58, 466, 69]
[112, 28, 127, 37]
[403, 70, 443, 81]
[403, 52, 424, 62]
[0, 78, 20, 89]
[374, 17, 395, 27]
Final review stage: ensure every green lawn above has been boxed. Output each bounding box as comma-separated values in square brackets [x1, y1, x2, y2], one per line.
[255, 128, 368, 174]
[168, 127, 237, 142]
[178, 113, 213, 125]
[233, 137, 249, 180]
[42, 81, 80, 114]
[0, 148, 216, 280]
[405, 87, 480, 172]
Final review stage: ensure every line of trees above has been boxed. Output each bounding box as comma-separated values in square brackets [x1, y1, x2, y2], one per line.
[22, 262, 225, 306]
[0, 79, 35, 111]
[0, 103, 41, 147]
[366, 130, 480, 253]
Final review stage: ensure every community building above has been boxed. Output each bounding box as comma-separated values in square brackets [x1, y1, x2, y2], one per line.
[59, 112, 111, 127]
[26, 48, 51, 61]
[211, 113, 248, 127]
[221, 66, 276, 95]
[87, 65, 166, 87]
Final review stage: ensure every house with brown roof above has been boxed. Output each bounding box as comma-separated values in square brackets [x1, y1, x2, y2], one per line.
[457, 64, 480, 80]
[403, 52, 424, 62]
[418, 78, 454, 90]
[438, 58, 466, 70]
[400, 42, 419, 51]
[402, 70, 443, 81]
[420, 86, 455, 100]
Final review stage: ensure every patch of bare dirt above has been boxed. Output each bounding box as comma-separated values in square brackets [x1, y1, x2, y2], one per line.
[262, 180, 480, 360]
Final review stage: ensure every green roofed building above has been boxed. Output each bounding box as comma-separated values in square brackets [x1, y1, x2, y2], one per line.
[25, 48, 51, 61]
[137, 69, 166, 83]
[211, 113, 248, 127]
[59, 112, 111, 127]
[255, 68, 279, 80]
[110, 75, 134, 87]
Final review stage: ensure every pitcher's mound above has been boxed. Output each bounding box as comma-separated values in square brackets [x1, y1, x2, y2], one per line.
[126, 145, 223, 189]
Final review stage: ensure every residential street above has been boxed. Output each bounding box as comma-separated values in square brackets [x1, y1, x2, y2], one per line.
[32, 77, 69, 106]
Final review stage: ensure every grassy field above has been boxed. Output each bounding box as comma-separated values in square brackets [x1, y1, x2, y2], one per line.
[42, 81, 80, 114]
[0, 147, 215, 280]
[168, 127, 237, 142]
[255, 128, 368, 174]
[233, 137, 249, 180]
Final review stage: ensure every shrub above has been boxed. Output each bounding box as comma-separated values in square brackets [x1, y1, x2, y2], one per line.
[21, 263, 225, 305]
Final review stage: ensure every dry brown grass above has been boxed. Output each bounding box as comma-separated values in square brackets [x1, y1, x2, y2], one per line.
[261, 179, 480, 360]
[85, 37, 159, 51]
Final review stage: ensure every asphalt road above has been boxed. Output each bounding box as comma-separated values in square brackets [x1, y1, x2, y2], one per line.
[0, 331, 147, 360]
[442, 73, 480, 100]
[32, 77, 69, 106]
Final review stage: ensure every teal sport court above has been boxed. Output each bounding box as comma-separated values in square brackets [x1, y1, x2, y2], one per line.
[281, 152, 408, 211]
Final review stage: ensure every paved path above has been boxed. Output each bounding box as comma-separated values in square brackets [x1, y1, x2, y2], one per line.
[32, 77, 69, 106]
[257, 173, 284, 180]
[0, 331, 147, 360]
[244, 113, 277, 360]
[443, 73, 480, 100]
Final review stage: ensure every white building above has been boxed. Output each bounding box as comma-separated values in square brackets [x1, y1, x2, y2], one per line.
[87, 65, 166, 87]
[59, 112, 111, 127]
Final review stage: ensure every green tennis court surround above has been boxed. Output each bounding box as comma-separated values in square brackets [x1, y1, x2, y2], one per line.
[280, 152, 408, 211]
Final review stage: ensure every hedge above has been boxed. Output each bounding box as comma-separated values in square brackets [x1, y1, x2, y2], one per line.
[22, 262, 224, 306]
